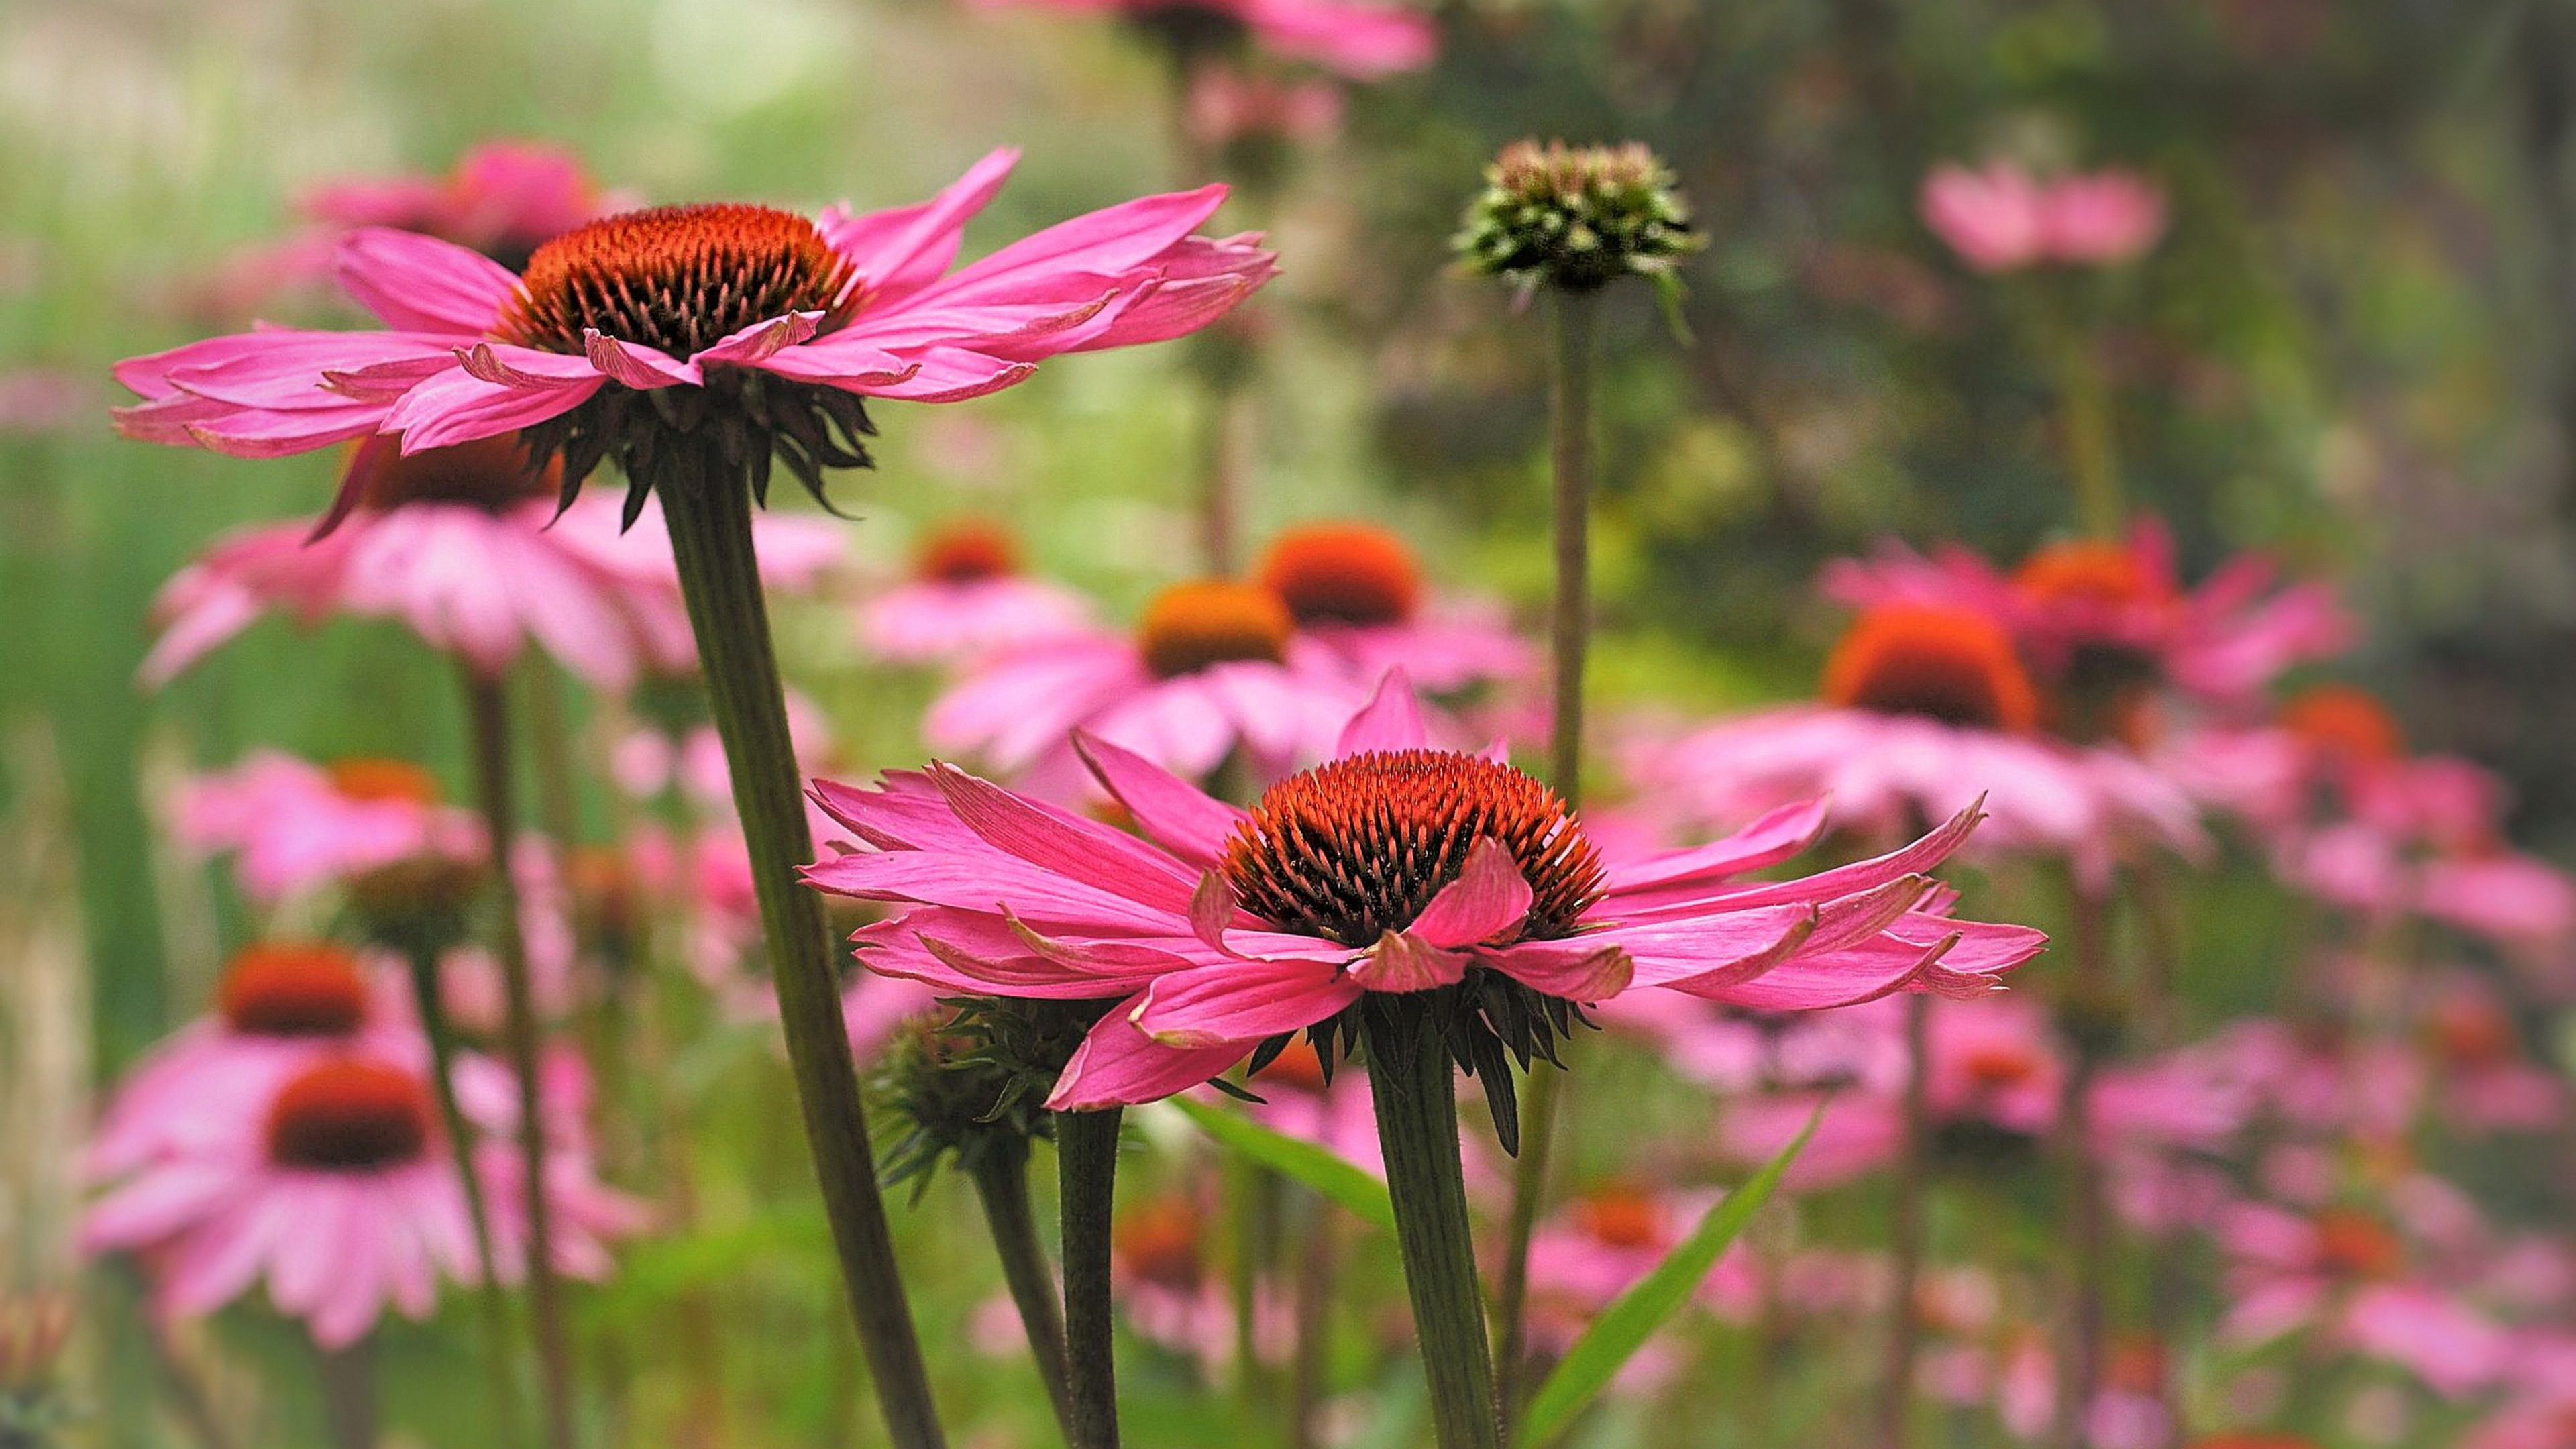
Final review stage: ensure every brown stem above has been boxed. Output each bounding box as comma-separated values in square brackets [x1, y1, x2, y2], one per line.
[313, 1335, 377, 1449]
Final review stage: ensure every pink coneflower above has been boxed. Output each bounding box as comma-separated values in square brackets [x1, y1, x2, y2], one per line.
[2214, 1198, 2513, 1396]
[1520, 1179, 1749, 1394]
[1185, 65, 1345, 155]
[174, 753, 480, 902]
[1824, 522, 2351, 721]
[925, 578, 1372, 794]
[969, 0, 1436, 79]
[2414, 974, 2563, 1134]
[81, 1048, 635, 1347]
[808, 675, 2044, 1115]
[1109, 1192, 1293, 1370]
[87, 942, 415, 1178]
[142, 437, 705, 689]
[1920, 162, 2165, 273]
[200, 140, 624, 319]
[1634, 601, 2204, 888]
[860, 518, 1095, 664]
[117, 149, 1277, 514]
[1254, 521, 1533, 696]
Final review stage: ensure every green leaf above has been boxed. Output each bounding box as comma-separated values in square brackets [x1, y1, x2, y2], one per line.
[1515, 1105, 1820, 1447]
[1167, 1094, 1396, 1235]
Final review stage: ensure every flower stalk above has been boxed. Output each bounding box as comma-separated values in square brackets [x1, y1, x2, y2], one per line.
[968, 1151, 1077, 1441]
[656, 456, 946, 1449]
[458, 665, 578, 1449]
[1496, 280, 1601, 1419]
[313, 1334, 378, 1449]
[1055, 1107, 1126, 1449]
[1876, 993, 1932, 1449]
[398, 941, 528, 1449]
[1366, 1012, 1504, 1449]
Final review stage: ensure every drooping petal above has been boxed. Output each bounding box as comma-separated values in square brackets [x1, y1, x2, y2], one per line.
[1073, 731, 1247, 867]
[1047, 1007, 1248, 1111]
[382, 361, 602, 451]
[1128, 960, 1360, 1049]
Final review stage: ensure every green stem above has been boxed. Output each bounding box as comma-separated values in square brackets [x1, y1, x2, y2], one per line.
[400, 943, 529, 1449]
[2055, 322, 2123, 539]
[971, 1151, 1078, 1442]
[1232, 1163, 1283, 1416]
[1876, 993, 1931, 1449]
[1544, 288, 1599, 804]
[1057, 1108, 1126, 1449]
[1287, 1196, 1336, 1449]
[657, 462, 946, 1449]
[458, 665, 578, 1449]
[2053, 885, 2113, 1449]
[1367, 1020, 1503, 1449]
[519, 655, 583, 850]
[1497, 283, 1601, 1426]
[314, 1334, 377, 1449]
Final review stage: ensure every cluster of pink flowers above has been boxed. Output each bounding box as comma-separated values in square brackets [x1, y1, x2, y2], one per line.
[1921, 161, 2168, 272]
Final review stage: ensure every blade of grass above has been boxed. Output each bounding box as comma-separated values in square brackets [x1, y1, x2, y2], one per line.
[1515, 1106, 1821, 1448]
[1167, 1095, 1396, 1235]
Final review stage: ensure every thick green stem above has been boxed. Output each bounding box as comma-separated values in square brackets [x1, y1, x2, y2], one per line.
[400, 943, 528, 1449]
[1232, 1163, 1283, 1416]
[1057, 1108, 1126, 1449]
[1497, 284, 1601, 1425]
[657, 465, 945, 1449]
[1368, 1024, 1503, 1449]
[459, 667, 578, 1449]
[971, 1152, 1077, 1442]
[314, 1334, 377, 1449]
[1876, 993, 1931, 1449]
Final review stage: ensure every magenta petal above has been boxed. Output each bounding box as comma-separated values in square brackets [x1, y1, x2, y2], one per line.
[1805, 875, 1936, 951]
[690, 312, 823, 367]
[821, 147, 1019, 306]
[1191, 871, 1246, 957]
[924, 763, 1203, 914]
[1408, 838, 1533, 949]
[1130, 960, 1360, 1049]
[583, 332, 700, 389]
[1047, 1009, 1248, 1111]
[455, 343, 604, 390]
[934, 184, 1228, 298]
[1703, 799, 1984, 910]
[1073, 731, 1246, 867]
[1350, 930, 1467, 993]
[1603, 798, 1833, 895]
[335, 227, 519, 334]
[1334, 669, 1431, 756]
[1479, 941, 1633, 1002]
[384, 364, 601, 452]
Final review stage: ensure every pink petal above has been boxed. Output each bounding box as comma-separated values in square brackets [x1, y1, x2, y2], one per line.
[384, 362, 601, 451]
[1047, 1008, 1247, 1110]
[820, 148, 1020, 305]
[335, 228, 519, 334]
[1334, 669, 1432, 756]
[1350, 930, 1468, 992]
[1129, 960, 1360, 1049]
[1073, 731, 1247, 867]
[1409, 838, 1533, 949]
[583, 331, 700, 389]
[1480, 941, 1632, 1001]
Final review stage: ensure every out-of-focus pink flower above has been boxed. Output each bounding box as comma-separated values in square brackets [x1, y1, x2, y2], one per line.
[1230, 1039, 1379, 1173]
[201, 140, 625, 319]
[1186, 65, 1345, 153]
[1824, 521, 2351, 718]
[117, 150, 1276, 467]
[1629, 600, 2204, 890]
[1254, 521, 1534, 697]
[2214, 1198, 2512, 1396]
[860, 519, 1095, 665]
[924, 579, 1372, 794]
[0, 368, 92, 436]
[86, 943, 417, 1178]
[969, 0, 1436, 79]
[1111, 1193, 1291, 1371]
[811, 676, 2041, 1112]
[81, 1039, 639, 1347]
[433, 836, 583, 1034]
[1920, 162, 2165, 272]
[2413, 973, 2565, 1134]
[174, 752, 480, 903]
